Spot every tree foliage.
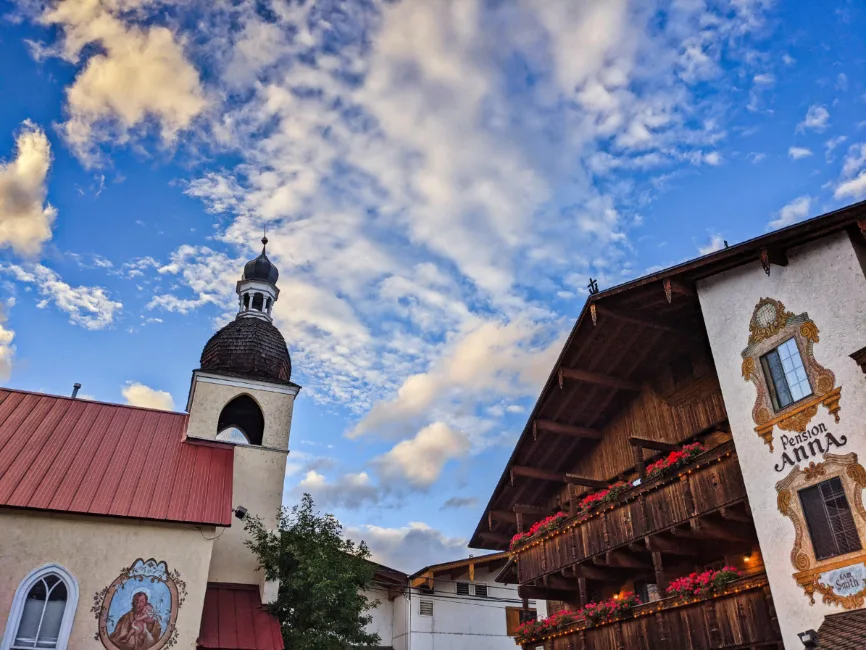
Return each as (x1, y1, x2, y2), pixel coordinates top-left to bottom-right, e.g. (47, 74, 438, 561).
(244, 493, 381, 650)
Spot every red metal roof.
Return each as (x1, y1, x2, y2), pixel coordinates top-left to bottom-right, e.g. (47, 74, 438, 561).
(0, 388, 234, 526)
(198, 583, 284, 650)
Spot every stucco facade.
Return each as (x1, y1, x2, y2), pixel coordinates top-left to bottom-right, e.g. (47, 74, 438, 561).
(0, 509, 215, 649)
(365, 564, 547, 650)
(207, 444, 287, 586)
(698, 231, 866, 648)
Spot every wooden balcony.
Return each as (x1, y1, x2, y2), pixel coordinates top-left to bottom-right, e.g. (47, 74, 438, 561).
(515, 442, 747, 584)
(518, 575, 781, 650)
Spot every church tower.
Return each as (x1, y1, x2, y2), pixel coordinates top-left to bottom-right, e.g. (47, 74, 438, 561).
(185, 236, 299, 593)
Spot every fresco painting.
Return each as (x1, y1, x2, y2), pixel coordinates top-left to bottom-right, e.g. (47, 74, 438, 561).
(93, 558, 186, 650)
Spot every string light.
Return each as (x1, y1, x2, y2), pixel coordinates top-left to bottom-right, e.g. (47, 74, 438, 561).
(517, 576, 768, 646)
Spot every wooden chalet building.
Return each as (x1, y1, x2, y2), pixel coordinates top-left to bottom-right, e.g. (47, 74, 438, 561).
(471, 200, 866, 650)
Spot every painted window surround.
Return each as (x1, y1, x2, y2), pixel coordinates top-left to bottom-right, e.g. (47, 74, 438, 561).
(1, 563, 79, 650)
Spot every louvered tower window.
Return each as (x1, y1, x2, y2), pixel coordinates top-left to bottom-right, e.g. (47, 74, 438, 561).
(799, 477, 861, 560)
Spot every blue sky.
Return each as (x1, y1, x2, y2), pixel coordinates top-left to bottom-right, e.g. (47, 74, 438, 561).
(0, 0, 864, 572)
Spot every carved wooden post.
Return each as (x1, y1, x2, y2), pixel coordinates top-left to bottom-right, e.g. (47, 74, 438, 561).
(578, 576, 588, 607)
(763, 585, 781, 637)
(652, 551, 668, 592)
(637, 495, 649, 536)
(633, 443, 646, 480)
(681, 474, 696, 516)
(516, 512, 524, 534)
(602, 511, 610, 546)
(704, 599, 722, 647)
(567, 483, 575, 516)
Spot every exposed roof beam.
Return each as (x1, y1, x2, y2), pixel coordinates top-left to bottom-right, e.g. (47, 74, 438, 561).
(490, 509, 517, 521)
(644, 536, 699, 556)
(511, 465, 607, 489)
(557, 367, 642, 392)
(533, 419, 602, 440)
(628, 436, 680, 452)
(518, 585, 577, 602)
(512, 503, 549, 515)
(593, 304, 683, 334)
(477, 532, 511, 545)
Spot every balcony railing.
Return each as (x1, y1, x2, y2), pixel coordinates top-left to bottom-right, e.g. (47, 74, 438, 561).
(519, 574, 781, 650)
(516, 442, 746, 584)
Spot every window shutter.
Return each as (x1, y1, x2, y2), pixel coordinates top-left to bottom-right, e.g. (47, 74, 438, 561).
(821, 478, 862, 556)
(456, 582, 470, 596)
(800, 483, 838, 559)
(505, 607, 521, 636)
(474, 583, 488, 598)
(419, 600, 434, 616)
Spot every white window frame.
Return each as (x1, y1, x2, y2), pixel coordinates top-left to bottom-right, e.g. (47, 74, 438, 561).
(472, 582, 489, 597)
(1, 563, 79, 650)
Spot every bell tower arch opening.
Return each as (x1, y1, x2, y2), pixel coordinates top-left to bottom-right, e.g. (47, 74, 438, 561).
(216, 394, 265, 446)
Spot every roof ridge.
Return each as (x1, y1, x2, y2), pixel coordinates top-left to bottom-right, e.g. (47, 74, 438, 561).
(0, 386, 189, 417)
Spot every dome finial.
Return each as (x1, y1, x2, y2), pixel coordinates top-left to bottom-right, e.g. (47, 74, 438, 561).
(262, 225, 268, 252)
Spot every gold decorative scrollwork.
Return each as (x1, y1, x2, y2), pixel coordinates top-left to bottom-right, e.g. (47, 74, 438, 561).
(813, 581, 866, 610)
(748, 298, 795, 345)
(803, 462, 826, 482)
(742, 357, 754, 380)
(742, 298, 841, 450)
(800, 321, 820, 343)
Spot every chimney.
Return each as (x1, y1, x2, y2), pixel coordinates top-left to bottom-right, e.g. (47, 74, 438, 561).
(71, 383, 81, 399)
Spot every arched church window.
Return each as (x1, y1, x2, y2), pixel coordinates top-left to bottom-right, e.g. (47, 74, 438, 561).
(216, 395, 264, 445)
(1, 564, 78, 650)
(243, 293, 250, 310)
(252, 293, 264, 311)
(266, 298, 272, 314)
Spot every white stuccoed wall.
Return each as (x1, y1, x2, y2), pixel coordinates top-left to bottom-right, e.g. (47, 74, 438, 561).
(697, 231, 866, 649)
(396, 565, 546, 650)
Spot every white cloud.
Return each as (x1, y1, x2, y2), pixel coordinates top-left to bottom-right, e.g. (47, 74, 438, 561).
(748, 152, 766, 164)
(797, 105, 830, 133)
(837, 73, 849, 91)
(0, 121, 56, 255)
(122, 381, 175, 410)
(699, 234, 725, 255)
(833, 143, 866, 201)
(704, 152, 722, 166)
(347, 521, 468, 573)
(350, 317, 563, 441)
(39, 0, 207, 164)
(841, 143, 866, 178)
(768, 196, 812, 230)
(788, 146, 813, 160)
(835, 173, 866, 201)
(825, 136, 847, 160)
(0, 302, 16, 381)
(295, 470, 382, 510)
(375, 422, 471, 488)
(3, 263, 122, 329)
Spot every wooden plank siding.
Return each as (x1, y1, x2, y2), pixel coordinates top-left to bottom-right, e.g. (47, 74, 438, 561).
(516, 443, 745, 584)
(523, 577, 781, 650)
(549, 384, 728, 511)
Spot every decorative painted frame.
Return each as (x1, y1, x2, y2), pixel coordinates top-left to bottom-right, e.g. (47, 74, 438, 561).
(741, 297, 841, 451)
(776, 452, 866, 609)
(92, 558, 187, 650)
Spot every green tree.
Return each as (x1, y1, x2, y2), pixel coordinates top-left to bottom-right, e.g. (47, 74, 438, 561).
(244, 493, 381, 650)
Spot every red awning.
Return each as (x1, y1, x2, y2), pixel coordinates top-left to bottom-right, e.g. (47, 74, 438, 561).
(198, 583, 284, 650)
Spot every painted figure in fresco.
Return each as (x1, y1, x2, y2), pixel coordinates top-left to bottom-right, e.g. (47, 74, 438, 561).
(108, 592, 162, 650)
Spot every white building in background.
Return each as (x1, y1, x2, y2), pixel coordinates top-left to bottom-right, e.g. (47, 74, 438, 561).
(366, 553, 547, 650)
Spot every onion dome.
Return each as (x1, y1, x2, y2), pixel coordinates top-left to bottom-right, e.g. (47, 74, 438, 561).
(200, 317, 292, 384)
(242, 236, 279, 284)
